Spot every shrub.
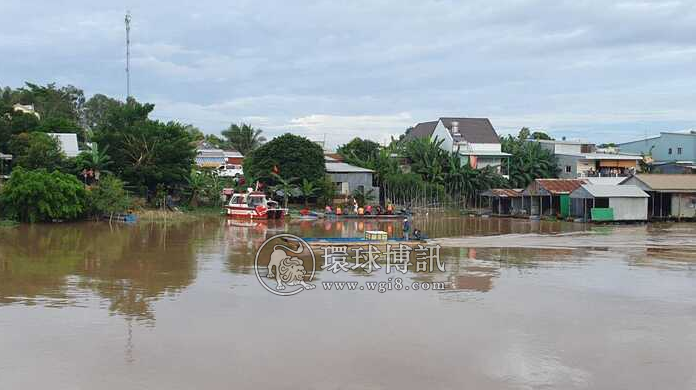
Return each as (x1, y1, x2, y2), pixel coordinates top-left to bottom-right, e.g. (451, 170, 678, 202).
(87, 175, 131, 218)
(0, 167, 86, 222)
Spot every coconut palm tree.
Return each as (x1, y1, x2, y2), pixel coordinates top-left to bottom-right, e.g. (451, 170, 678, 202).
(221, 123, 266, 155)
(185, 170, 210, 207)
(78, 143, 112, 181)
(299, 178, 319, 207)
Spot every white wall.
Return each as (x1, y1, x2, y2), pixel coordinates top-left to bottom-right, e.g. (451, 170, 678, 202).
(467, 143, 501, 152)
(609, 197, 648, 221)
(554, 143, 583, 155)
(431, 121, 454, 153)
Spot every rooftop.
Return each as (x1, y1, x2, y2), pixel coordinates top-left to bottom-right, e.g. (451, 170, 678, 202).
(481, 188, 523, 198)
(48, 133, 79, 157)
(571, 184, 649, 198)
(325, 162, 374, 173)
(525, 179, 587, 195)
(621, 174, 696, 191)
(585, 177, 625, 185)
(440, 117, 500, 144)
(557, 153, 642, 160)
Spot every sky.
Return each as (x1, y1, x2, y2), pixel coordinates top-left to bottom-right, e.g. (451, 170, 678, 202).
(1, 0, 696, 149)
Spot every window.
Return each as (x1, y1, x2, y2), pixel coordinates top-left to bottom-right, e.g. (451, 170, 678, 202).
(565, 166, 572, 173)
(668, 148, 673, 155)
(678, 147, 683, 155)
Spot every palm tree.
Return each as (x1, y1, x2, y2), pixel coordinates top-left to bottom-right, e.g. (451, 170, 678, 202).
(79, 143, 112, 181)
(352, 187, 375, 207)
(221, 123, 266, 155)
(269, 173, 298, 209)
(299, 178, 319, 207)
(185, 170, 210, 207)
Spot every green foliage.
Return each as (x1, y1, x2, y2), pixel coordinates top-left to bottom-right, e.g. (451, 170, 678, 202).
(17, 83, 85, 123)
(92, 99, 196, 194)
(0, 167, 86, 222)
(269, 173, 298, 209)
(87, 175, 131, 217)
(75, 143, 112, 179)
(244, 133, 325, 185)
(337, 137, 380, 165)
(299, 178, 319, 207)
(317, 176, 337, 207)
(221, 123, 266, 155)
(185, 170, 210, 207)
(82, 94, 122, 131)
(501, 128, 558, 188)
(352, 186, 375, 207)
(0, 107, 41, 154)
(9, 132, 65, 171)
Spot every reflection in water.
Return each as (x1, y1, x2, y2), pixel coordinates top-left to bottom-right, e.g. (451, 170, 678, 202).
(1, 215, 696, 389)
(0, 221, 217, 321)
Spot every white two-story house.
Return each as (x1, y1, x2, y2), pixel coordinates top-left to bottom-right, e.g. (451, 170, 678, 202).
(407, 117, 510, 176)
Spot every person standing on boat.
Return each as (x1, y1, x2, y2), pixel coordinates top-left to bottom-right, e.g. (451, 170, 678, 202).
(402, 217, 411, 240)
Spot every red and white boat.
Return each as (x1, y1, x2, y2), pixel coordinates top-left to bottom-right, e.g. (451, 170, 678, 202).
(224, 188, 286, 219)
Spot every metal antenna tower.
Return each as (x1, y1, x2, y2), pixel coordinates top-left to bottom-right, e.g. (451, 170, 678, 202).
(125, 11, 132, 99)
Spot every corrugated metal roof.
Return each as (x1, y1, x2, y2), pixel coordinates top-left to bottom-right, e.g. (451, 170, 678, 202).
(572, 184, 649, 198)
(557, 153, 641, 160)
(482, 188, 523, 197)
(48, 133, 79, 157)
(534, 179, 587, 195)
(622, 174, 696, 191)
(585, 177, 625, 185)
(325, 162, 374, 173)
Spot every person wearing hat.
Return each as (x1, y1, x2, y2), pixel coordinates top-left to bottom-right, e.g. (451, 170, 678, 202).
(402, 217, 411, 240)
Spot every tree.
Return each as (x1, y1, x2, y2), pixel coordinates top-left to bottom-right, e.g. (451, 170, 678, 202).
(530, 131, 553, 140)
(337, 138, 380, 165)
(76, 143, 112, 181)
(269, 173, 298, 209)
(244, 133, 325, 186)
(82, 94, 122, 131)
(183, 124, 205, 142)
(9, 132, 65, 171)
(0, 167, 86, 222)
(299, 178, 319, 207)
(502, 128, 558, 188)
(87, 175, 131, 220)
(0, 107, 41, 154)
(204, 134, 227, 149)
(18, 82, 85, 123)
(184, 170, 210, 207)
(352, 187, 375, 207)
(221, 123, 266, 155)
(92, 98, 196, 194)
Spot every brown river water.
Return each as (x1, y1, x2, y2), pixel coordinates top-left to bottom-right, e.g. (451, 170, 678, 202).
(1, 215, 695, 389)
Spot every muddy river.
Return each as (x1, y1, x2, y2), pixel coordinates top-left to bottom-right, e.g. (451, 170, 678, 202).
(1, 216, 695, 389)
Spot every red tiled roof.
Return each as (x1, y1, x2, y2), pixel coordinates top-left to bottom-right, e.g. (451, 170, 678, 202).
(535, 179, 587, 194)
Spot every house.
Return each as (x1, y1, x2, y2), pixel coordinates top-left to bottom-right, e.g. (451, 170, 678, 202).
(617, 131, 696, 167)
(48, 133, 80, 157)
(522, 179, 587, 217)
(555, 153, 641, 178)
(195, 148, 226, 168)
(224, 150, 244, 165)
(620, 174, 696, 219)
(480, 188, 524, 215)
(12, 103, 40, 119)
(407, 117, 511, 176)
(569, 184, 649, 221)
(325, 159, 379, 204)
(529, 139, 641, 178)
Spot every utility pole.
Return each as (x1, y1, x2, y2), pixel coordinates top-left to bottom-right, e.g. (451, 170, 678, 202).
(125, 11, 132, 99)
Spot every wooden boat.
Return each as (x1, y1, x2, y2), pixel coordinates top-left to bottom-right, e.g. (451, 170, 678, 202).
(327, 214, 408, 220)
(224, 188, 287, 219)
(299, 237, 426, 250)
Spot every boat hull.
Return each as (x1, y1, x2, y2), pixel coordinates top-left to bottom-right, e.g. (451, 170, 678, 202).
(224, 206, 286, 219)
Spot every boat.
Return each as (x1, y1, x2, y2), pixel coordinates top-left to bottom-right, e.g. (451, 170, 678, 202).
(297, 236, 427, 250)
(224, 188, 287, 219)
